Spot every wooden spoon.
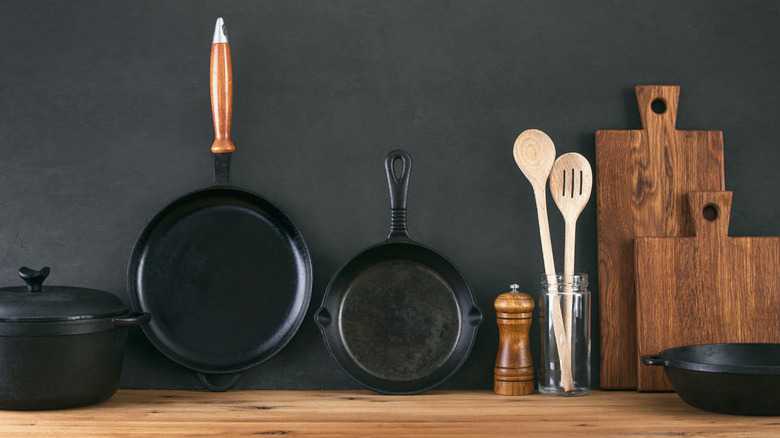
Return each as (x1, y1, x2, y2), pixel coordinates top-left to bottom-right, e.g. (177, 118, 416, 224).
(550, 152, 593, 359)
(513, 129, 573, 392)
(513, 130, 556, 275)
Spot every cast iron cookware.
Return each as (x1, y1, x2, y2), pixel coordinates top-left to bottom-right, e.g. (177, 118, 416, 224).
(0, 267, 150, 410)
(127, 19, 312, 392)
(316, 150, 482, 395)
(642, 343, 780, 415)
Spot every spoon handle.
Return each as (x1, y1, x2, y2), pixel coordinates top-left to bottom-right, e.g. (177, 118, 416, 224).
(534, 188, 574, 392)
(563, 219, 577, 347)
(533, 189, 556, 277)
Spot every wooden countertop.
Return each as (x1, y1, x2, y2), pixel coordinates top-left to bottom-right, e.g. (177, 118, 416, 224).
(0, 390, 777, 437)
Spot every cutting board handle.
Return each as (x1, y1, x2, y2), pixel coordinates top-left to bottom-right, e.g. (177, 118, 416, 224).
(688, 191, 732, 239)
(636, 85, 680, 131)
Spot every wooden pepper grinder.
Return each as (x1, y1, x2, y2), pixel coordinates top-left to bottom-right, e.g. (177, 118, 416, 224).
(494, 284, 535, 395)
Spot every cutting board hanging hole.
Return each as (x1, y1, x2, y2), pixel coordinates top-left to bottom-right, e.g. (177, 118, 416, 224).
(689, 192, 731, 237)
(651, 99, 667, 114)
(702, 204, 719, 221)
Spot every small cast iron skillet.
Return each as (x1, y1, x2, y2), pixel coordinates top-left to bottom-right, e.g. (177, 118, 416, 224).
(316, 150, 482, 395)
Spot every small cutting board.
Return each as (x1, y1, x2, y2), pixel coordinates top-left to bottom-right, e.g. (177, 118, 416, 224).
(596, 85, 725, 389)
(635, 191, 780, 391)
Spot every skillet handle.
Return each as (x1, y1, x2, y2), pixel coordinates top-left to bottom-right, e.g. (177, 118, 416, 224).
(385, 149, 412, 239)
(641, 355, 668, 367)
(197, 372, 241, 392)
(210, 18, 235, 154)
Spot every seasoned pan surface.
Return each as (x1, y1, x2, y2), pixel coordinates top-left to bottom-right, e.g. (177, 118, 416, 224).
(316, 150, 481, 394)
(129, 187, 311, 374)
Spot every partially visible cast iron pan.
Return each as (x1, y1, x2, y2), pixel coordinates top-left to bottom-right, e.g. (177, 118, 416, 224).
(128, 19, 312, 392)
(316, 150, 482, 395)
(642, 343, 780, 416)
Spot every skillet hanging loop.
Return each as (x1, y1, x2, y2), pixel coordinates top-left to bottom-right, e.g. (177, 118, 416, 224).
(385, 149, 412, 240)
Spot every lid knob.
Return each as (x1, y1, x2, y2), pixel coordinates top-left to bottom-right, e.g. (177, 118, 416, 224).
(18, 266, 50, 293)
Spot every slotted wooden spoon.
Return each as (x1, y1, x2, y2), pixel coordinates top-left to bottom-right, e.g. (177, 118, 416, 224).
(550, 153, 593, 351)
(513, 129, 573, 392)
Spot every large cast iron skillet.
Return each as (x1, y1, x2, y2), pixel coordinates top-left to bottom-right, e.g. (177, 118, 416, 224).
(316, 150, 482, 395)
(642, 343, 780, 415)
(128, 20, 311, 391)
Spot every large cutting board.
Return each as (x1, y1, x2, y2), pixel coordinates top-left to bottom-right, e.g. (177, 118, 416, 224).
(635, 191, 780, 391)
(595, 85, 725, 389)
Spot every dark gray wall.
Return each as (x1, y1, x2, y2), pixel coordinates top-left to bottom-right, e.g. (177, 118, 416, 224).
(0, 1, 777, 390)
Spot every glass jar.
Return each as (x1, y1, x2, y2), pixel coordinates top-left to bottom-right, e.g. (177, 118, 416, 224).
(538, 274, 590, 396)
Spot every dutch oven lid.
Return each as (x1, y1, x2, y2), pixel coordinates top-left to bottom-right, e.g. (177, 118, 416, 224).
(0, 267, 128, 321)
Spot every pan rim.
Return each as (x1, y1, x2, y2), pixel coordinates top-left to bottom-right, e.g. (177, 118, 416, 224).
(127, 185, 312, 376)
(658, 343, 780, 375)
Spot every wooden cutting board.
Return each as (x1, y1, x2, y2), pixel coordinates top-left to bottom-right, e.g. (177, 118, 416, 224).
(595, 85, 725, 389)
(635, 191, 780, 391)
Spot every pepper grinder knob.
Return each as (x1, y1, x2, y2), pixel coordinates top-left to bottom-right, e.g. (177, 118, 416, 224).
(494, 284, 535, 395)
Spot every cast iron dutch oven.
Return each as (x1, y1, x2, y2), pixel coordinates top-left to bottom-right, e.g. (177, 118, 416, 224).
(0, 267, 150, 410)
(316, 150, 482, 395)
(642, 343, 780, 416)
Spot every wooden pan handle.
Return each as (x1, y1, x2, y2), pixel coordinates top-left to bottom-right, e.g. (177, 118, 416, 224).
(211, 18, 235, 154)
(636, 85, 680, 131)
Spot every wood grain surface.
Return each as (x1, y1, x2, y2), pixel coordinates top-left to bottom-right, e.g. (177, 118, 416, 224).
(595, 85, 726, 389)
(0, 390, 778, 437)
(210, 39, 235, 154)
(635, 191, 780, 391)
